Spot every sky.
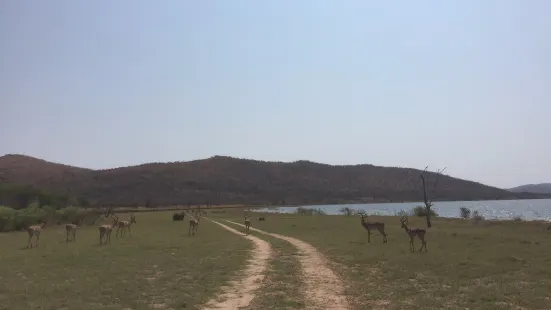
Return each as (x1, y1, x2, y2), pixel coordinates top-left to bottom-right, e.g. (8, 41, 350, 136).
(1, 1, 549, 189)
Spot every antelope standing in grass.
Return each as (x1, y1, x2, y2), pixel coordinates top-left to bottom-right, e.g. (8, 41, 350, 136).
(244, 212, 251, 234)
(188, 212, 199, 236)
(358, 212, 388, 244)
(116, 214, 136, 238)
(400, 215, 427, 252)
(65, 220, 79, 243)
(99, 216, 119, 245)
(195, 210, 203, 232)
(27, 220, 47, 248)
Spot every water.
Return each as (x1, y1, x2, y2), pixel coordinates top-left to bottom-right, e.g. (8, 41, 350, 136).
(252, 199, 551, 221)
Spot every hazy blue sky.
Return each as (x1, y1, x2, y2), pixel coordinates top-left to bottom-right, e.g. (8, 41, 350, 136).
(1, 1, 549, 188)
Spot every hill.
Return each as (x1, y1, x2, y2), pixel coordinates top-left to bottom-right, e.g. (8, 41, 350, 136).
(0, 154, 547, 208)
(508, 183, 551, 194)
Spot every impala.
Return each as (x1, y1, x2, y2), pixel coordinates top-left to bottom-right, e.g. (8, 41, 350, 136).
(358, 212, 387, 244)
(27, 220, 47, 248)
(400, 215, 427, 252)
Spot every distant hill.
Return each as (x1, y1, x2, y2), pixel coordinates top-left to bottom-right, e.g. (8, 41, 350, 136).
(0, 154, 548, 208)
(508, 183, 551, 194)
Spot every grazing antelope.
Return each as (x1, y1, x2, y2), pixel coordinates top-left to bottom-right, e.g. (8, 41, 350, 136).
(195, 210, 203, 232)
(244, 212, 251, 234)
(188, 213, 199, 236)
(65, 222, 78, 243)
(99, 216, 119, 245)
(116, 214, 136, 238)
(400, 215, 427, 252)
(27, 220, 47, 249)
(358, 212, 388, 244)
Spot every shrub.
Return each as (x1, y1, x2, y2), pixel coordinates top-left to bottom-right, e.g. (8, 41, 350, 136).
(0, 206, 17, 232)
(339, 207, 356, 216)
(412, 205, 438, 217)
(10, 204, 48, 231)
(312, 208, 326, 215)
(56, 206, 80, 224)
(395, 209, 408, 217)
(296, 207, 325, 216)
(0, 204, 102, 232)
(460, 207, 471, 219)
(512, 215, 523, 222)
(472, 210, 484, 224)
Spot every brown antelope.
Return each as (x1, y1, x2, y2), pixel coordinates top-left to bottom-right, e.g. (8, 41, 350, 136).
(188, 213, 199, 236)
(65, 221, 78, 243)
(358, 212, 387, 244)
(244, 212, 251, 234)
(66, 219, 83, 242)
(99, 216, 119, 245)
(27, 220, 47, 248)
(400, 215, 427, 252)
(116, 214, 136, 238)
(195, 210, 203, 232)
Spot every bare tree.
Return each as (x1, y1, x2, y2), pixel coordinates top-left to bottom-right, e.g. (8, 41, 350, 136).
(339, 207, 355, 216)
(409, 166, 446, 228)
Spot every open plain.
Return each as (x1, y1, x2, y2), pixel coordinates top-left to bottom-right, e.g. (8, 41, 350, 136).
(1, 208, 551, 309)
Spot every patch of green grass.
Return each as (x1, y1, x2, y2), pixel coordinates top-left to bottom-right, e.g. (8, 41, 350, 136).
(0, 211, 252, 310)
(225, 221, 306, 309)
(216, 211, 551, 310)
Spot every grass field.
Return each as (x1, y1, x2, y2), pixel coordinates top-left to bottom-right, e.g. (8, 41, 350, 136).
(0, 211, 251, 310)
(216, 210, 551, 310)
(2, 208, 551, 309)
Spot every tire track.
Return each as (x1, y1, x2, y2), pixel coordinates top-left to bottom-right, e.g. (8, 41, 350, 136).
(202, 219, 272, 310)
(225, 220, 350, 310)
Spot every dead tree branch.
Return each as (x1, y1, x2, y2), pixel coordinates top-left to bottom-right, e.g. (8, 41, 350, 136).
(414, 166, 446, 228)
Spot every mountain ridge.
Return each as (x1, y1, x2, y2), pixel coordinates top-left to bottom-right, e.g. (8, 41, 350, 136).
(0, 154, 548, 207)
(508, 183, 551, 194)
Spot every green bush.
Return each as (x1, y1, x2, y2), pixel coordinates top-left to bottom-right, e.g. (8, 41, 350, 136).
(295, 206, 326, 216)
(0, 204, 102, 232)
(0, 204, 47, 231)
(339, 207, 356, 216)
(460, 207, 471, 219)
(472, 210, 484, 224)
(411, 205, 438, 217)
(0, 206, 17, 232)
(395, 209, 408, 217)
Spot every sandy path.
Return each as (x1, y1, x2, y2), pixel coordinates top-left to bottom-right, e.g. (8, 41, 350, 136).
(202, 219, 272, 310)
(226, 220, 350, 310)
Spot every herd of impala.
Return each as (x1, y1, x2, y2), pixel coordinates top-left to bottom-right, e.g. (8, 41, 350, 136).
(25, 207, 206, 249)
(25, 211, 139, 248)
(25, 207, 428, 252)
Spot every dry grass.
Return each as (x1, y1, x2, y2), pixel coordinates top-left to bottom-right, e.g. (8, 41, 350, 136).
(215, 211, 551, 310)
(0, 211, 252, 309)
(5, 206, 551, 310)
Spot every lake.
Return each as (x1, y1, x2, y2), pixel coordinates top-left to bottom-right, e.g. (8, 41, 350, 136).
(252, 199, 551, 221)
